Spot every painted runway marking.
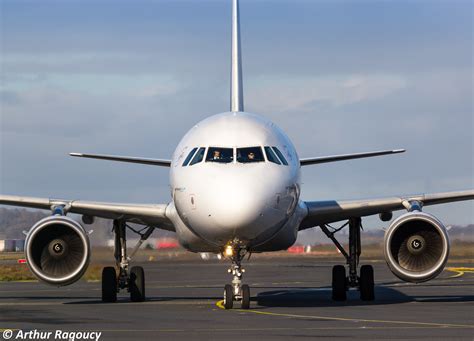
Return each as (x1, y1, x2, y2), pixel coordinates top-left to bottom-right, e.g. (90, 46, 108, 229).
(446, 267, 474, 278)
(0, 299, 216, 306)
(215, 300, 474, 329)
(80, 326, 473, 334)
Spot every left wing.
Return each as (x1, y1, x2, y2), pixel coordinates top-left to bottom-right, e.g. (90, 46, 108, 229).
(299, 190, 474, 230)
(300, 149, 405, 166)
(0, 195, 174, 231)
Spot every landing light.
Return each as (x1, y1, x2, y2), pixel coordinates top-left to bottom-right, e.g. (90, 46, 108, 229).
(224, 245, 234, 257)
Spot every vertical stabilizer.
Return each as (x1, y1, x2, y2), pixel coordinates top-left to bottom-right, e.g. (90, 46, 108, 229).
(231, 0, 244, 112)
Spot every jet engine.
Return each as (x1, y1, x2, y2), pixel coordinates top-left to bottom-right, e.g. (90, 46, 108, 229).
(25, 216, 91, 286)
(384, 212, 449, 283)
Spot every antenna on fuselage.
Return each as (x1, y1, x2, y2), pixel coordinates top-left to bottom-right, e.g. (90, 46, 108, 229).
(230, 0, 244, 113)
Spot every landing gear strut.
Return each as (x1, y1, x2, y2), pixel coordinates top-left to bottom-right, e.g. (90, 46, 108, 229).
(223, 243, 250, 309)
(101, 219, 153, 302)
(320, 217, 375, 301)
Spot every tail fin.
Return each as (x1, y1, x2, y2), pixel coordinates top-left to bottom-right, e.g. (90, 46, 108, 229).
(230, 0, 244, 112)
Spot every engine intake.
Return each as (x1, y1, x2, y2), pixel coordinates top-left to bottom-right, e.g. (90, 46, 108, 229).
(384, 212, 449, 283)
(25, 216, 91, 286)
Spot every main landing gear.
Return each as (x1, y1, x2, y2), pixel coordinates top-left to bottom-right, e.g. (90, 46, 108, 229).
(102, 219, 154, 303)
(222, 243, 251, 310)
(321, 217, 375, 301)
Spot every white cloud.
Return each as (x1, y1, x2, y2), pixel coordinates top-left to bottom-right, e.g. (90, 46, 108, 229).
(246, 74, 407, 113)
(1, 73, 184, 97)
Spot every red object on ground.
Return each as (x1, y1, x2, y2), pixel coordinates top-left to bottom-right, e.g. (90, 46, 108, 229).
(155, 238, 179, 249)
(287, 246, 305, 254)
(17, 259, 27, 264)
(157, 242, 179, 249)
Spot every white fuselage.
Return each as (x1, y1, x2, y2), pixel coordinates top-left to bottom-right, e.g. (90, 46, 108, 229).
(166, 111, 307, 253)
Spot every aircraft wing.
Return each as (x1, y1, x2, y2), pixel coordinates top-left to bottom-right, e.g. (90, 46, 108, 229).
(0, 195, 174, 231)
(299, 190, 474, 230)
(300, 149, 405, 166)
(69, 153, 172, 167)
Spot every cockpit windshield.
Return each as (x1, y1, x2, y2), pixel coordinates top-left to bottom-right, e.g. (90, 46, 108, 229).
(264, 146, 281, 165)
(182, 147, 198, 166)
(272, 147, 289, 165)
(183, 145, 288, 166)
(189, 147, 206, 166)
(237, 147, 265, 163)
(206, 147, 234, 163)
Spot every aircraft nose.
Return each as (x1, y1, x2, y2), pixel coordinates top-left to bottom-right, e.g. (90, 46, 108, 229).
(178, 168, 292, 245)
(208, 179, 269, 238)
(212, 184, 261, 224)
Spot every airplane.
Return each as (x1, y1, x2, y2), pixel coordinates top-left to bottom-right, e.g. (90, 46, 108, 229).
(1, 0, 473, 310)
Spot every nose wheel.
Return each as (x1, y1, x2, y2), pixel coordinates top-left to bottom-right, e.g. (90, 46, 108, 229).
(223, 283, 251, 309)
(222, 244, 251, 309)
(241, 284, 251, 309)
(223, 284, 233, 309)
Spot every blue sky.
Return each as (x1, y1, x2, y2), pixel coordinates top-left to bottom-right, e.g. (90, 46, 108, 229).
(1, 0, 472, 228)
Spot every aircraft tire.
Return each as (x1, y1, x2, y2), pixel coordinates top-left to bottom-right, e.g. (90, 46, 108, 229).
(332, 265, 347, 301)
(359, 265, 375, 301)
(241, 284, 250, 309)
(224, 284, 234, 309)
(130, 266, 146, 302)
(102, 267, 117, 303)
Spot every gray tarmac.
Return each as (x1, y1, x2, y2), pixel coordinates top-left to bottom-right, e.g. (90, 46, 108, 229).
(0, 256, 473, 340)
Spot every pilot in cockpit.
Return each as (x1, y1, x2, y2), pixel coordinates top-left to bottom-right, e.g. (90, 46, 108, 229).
(247, 152, 255, 161)
(212, 150, 221, 161)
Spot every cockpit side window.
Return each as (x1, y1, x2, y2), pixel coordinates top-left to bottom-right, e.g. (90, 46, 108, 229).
(189, 147, 206, 166)
(182, 147, 198, 166)
(272, 147, 289, 165)
(264, 146, 281, 165)
(206, 147, 234, 163)
(237, 147, 265, 163)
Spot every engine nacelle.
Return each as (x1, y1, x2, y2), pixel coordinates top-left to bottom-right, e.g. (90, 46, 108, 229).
(384, 212, 449, 283)
(25, 216, 91, 286)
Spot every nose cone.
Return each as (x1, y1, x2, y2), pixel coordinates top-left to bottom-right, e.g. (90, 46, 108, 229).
(210, 181, 265, 233)
(199, 171, 289, 243)
(175, 166, 295, 247)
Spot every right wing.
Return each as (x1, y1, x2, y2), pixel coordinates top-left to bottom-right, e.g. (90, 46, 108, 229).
(299, 190, 474, 230)
(69, 153, 171, 167)
(0, 195, 175, 231)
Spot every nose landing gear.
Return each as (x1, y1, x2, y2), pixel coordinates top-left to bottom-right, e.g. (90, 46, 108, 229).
(222, 243, 251, 309)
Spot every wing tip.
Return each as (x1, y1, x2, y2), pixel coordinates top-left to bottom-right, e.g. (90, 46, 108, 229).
(69, 153, 83, 157)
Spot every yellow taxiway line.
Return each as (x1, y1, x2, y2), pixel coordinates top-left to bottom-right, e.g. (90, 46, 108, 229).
(445, 267, 474, 278)
(215, 301, 473, 329)
(81, 325, 473, 333)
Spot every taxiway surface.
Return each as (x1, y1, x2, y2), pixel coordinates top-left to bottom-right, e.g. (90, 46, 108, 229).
(1, 257, 473, 340)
